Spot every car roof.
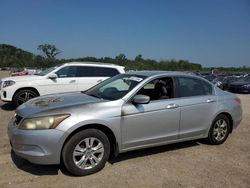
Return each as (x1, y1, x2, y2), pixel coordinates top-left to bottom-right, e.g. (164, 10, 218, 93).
(64, 62, 124, 68)
(126, 71, 193, 77)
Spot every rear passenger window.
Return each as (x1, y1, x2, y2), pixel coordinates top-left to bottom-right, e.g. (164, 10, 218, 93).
(76, 66, 119, 77)
(177, 77, 212, 97)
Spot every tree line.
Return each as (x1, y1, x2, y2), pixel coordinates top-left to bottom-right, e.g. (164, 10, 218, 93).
(0, 44, 249, 73)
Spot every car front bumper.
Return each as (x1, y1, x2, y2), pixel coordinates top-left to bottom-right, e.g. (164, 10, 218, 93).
(8, 119, 67, 165)
(1, 88, 14, 102)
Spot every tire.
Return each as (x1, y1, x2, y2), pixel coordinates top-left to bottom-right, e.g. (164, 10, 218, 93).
(13, 89, 38, 107)
(206, 114, 230, 145)
(62, 129, 110, 176)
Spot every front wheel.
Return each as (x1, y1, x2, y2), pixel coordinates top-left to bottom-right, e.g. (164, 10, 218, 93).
(62, 129, 110, 176)
(13, 89, 38, 106)
(206, 114, 230, 145)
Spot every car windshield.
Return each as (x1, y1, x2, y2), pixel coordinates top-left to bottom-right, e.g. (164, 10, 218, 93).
(227, 76, 239, 82)
(213, 77, 224, 82)
(85, 74, 146, 100)
(243, 77, 250, 82)
(37, 66, 58, 76)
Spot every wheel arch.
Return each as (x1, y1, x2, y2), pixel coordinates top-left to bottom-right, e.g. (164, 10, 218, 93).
(61, 124, 119, 160)
(12, 87, 40, 101)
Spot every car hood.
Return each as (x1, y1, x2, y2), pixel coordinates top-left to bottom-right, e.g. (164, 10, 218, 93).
(1, 75, 42, 82)
(17, 92, 103, 118)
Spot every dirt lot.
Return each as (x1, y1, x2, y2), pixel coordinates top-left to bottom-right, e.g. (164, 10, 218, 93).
(0, 71, 249, 188)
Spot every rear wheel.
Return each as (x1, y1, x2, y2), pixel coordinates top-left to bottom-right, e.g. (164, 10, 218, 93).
(13, 89, 38, 106)
(62, 129, 110, 176)
(207, 114, 230, 145)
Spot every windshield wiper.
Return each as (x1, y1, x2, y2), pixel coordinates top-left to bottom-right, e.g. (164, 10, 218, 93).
(86, 93, 102, 99)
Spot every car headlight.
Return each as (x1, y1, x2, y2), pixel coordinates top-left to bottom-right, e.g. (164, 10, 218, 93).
(19, 114, 70, 130)
(3, 80, 16, 88)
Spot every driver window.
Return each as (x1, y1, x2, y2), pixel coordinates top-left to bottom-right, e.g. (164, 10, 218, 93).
(137, 77, 173, 101)
(56, 66, 76, 78)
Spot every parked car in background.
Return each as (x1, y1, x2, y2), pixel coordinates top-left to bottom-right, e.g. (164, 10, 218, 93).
(24, 68, 39, 75)
(213, 76, 240, 90)
(10, 68, 28, 77)
(8, 71, 242, 176)
(201, 74, 216, 82)
(0, 62, 125, 106)
(229, 76, 250, 94)
(212, 76, 225, 89)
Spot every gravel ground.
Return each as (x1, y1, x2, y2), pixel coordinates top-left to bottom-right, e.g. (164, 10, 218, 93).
(0, 71, 249, 188)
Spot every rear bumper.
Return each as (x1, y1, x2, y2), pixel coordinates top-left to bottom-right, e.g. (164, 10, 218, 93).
(232, 105, 243, 130)
(233, 119, 242, 130)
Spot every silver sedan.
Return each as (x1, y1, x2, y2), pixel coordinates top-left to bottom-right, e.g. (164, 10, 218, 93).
(8, 71, 242, 176)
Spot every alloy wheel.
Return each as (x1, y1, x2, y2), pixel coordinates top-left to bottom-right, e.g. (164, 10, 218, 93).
(213, 119, 228, 141)
(16, 91, 36, 106)
(73, 137, 104, 170)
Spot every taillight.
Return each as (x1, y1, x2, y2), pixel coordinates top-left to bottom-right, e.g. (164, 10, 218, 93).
(234, 97, 241, 105)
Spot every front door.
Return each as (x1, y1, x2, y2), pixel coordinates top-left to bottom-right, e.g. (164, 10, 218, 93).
(43, 66, 78, 94)
(121, 77, 180, 150)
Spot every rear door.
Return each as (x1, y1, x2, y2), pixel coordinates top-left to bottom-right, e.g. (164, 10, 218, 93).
(76, 66, 120, 91)
(176, 76, 217, 139)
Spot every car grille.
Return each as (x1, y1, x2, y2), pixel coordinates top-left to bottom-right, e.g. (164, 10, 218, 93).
(14, 115, 23, 125)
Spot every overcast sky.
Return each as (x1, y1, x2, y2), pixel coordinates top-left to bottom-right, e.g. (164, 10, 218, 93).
(0, 0, 249, 67)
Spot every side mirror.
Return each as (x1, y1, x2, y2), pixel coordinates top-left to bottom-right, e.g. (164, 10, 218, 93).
(48, 73, 58, 79)
(133, 94, 150, 104)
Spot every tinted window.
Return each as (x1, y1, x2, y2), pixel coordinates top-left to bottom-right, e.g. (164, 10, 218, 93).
(76, 66, 119, 77)
(56, 66, 77, 78)
(177, 77, 212, 97)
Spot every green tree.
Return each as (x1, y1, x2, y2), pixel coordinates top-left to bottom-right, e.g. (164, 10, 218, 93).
(37, 44, 61, 59)
(37, 44, 61, 67)
(115, 53, 127, 64)
(134, 54, 143, 62)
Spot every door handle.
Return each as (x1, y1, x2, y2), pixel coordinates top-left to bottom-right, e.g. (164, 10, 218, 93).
(166, 103, 179, 109)
(206, 98, 215, 103)
(69, 80, 76, 83)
